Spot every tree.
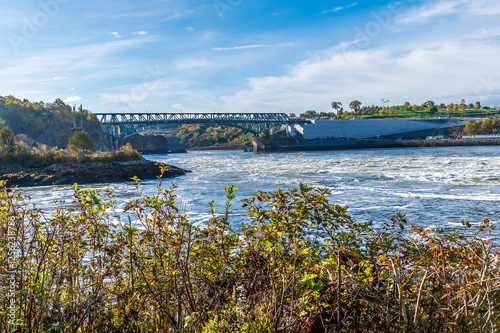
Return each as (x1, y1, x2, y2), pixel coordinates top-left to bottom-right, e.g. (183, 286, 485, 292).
(464, 120, 480, 137)
(68, 130, 95, 152)
(304, 110, 317, 118)
(0, 127, 17, 154)
(349, 100, 362, 113)
(422, 100, 435, 108)
(429, 106, 438, 113)
(459, 100, 467, 113)
(474, 101, 481, 109)
(331, 101, 342, 114)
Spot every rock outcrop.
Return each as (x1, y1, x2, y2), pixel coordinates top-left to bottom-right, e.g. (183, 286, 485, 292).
(118, 134, 169, 155)
(0, 159, 190, 188)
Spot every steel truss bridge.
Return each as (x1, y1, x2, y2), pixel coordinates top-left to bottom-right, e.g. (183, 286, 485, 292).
(94, 112, 308, 139)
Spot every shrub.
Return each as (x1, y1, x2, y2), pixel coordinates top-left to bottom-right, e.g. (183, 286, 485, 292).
(0, 181, 498, 332)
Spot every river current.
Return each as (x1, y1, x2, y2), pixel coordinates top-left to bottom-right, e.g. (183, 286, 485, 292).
(19, 146, 500, 241)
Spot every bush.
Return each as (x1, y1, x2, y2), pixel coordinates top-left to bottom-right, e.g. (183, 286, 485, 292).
(0, 182, 498, 332)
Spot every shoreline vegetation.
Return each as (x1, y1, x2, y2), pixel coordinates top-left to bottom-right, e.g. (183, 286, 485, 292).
(0, 182, 498, 332)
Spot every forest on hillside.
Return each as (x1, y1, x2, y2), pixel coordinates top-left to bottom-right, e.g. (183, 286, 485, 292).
(0, 96, 103, 149)
(175, 124, 254, 147)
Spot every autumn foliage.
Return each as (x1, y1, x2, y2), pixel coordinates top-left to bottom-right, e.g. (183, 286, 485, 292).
(0, 180, 499, 332)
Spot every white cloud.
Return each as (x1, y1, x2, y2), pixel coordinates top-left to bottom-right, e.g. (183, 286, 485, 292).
(111, 32, 122, 38)
(64, 96, 81, 103)
(216, 41, 500, 112)
(133, 31, 148, 35)
(321, 2, 358, 14)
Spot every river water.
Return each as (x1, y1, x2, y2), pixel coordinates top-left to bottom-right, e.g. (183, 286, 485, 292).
(19, 146, 500, 241)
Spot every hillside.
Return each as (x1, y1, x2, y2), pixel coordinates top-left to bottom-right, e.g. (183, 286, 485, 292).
(0, 95, 103, 148)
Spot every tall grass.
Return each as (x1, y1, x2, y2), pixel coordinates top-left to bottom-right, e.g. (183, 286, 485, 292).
(0, 177, 499, 332)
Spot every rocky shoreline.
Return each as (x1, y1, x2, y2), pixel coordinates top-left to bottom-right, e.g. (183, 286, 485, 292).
(0, 159, 190, 188)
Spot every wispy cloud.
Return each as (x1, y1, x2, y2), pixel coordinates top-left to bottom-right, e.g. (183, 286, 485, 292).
(212, 44, 269, 51)
(111, 32, 122, 38)
(173, 58, 212, 70)
(161, 10, 195, 22)
(397, 0, 500, 24)
(211, 43, 294, 52)
(0, 38, 154, 80)
(133, 31, 148, 35)
(332, 39, 365, 50)
(321, 2, 358, 14)
(276, 42, 295, 47)
(397, 0, 464, 24)
(38, 76, 68, 82)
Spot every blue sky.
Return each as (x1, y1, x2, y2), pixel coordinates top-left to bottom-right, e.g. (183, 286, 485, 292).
(1, 0, 499, 114)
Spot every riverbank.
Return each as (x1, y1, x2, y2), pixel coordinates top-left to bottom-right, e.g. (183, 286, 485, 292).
(0, 158, 190, 187)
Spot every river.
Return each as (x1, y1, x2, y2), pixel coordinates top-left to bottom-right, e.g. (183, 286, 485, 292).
(19, 146, 500, 241)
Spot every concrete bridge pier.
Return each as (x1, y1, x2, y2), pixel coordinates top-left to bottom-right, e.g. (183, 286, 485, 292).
(253, 134, 262, 153)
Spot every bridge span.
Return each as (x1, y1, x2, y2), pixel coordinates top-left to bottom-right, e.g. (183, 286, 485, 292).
(94, 112, 309, 152)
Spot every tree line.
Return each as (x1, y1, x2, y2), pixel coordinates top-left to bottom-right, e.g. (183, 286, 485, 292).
(296, 99, 497, 119)
(174, 124, 254, 147)
(463, 117, 500, 136)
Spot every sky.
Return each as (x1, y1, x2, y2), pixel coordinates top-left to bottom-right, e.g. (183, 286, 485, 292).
(0, 0, 499, 114)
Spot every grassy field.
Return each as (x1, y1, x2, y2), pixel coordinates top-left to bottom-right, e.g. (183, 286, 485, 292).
(353, 108, 499, 120)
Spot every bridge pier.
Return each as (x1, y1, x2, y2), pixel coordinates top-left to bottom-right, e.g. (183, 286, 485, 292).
(253, 134, 262, 153)
(112, 137, 119, 151)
